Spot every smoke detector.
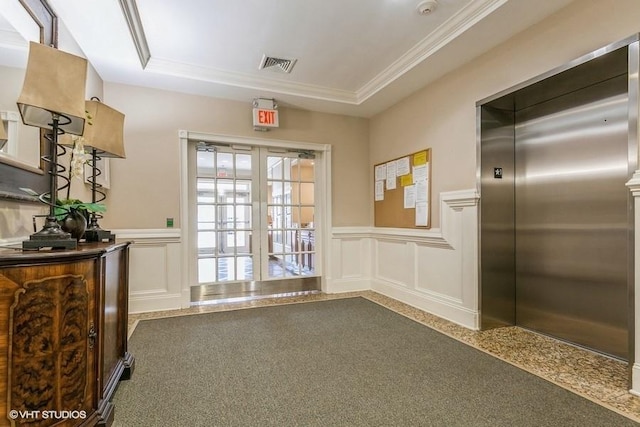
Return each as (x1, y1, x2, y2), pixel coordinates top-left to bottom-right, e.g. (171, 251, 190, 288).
(417, 0, 438, 15)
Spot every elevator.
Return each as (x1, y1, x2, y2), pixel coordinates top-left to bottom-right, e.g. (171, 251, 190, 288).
(478, 35, 640, 360)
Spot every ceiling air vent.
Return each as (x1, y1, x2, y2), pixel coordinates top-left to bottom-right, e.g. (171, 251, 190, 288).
(259, 54, 297, 74)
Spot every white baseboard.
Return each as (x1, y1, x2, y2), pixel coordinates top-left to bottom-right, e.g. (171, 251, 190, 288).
(129, 293, 183, 314)
(325, 277, 371, 293)
(372, 279, 478, 329)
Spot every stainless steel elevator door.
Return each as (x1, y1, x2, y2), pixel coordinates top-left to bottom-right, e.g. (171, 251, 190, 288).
(515, 76, 630, 359)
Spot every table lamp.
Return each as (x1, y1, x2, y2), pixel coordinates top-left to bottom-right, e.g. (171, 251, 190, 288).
(81, 98, 126, 242)
(17, 42, 87, 250)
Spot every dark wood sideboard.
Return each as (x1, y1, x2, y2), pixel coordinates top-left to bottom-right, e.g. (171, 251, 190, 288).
(0, 242, 134, 427)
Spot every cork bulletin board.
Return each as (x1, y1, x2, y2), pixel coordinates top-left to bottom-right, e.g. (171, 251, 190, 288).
(374, 148, 431, 229)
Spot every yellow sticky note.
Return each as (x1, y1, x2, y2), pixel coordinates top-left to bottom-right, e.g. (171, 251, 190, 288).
(414, 151, 428, 166)
(401, 174, 413, 186)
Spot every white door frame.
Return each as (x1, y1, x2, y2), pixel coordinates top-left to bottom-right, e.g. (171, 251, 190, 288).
(178, 130, 332, 308)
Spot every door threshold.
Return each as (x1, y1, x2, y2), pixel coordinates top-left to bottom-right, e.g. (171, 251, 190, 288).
(190, 277, 321, 305)
(190, 289, 321, 307)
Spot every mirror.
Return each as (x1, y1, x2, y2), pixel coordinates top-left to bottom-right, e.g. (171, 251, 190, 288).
(0, 0, 56, 201)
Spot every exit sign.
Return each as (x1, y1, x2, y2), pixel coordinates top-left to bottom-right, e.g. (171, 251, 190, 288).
(253, 108, 279, 128)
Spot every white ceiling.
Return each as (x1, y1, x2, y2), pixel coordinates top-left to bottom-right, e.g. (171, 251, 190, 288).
(2, 0, 575, 117)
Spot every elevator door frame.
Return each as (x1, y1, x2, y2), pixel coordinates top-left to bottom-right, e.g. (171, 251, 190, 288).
(477, 34, 640, 363)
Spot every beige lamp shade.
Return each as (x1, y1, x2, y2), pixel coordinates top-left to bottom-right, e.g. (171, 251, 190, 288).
(82, 100, 126, 158)
(17, 42, 87, 136)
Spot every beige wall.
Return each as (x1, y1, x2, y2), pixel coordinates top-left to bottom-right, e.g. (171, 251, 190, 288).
(101, 83, 370, 230)
(370, 0, 640, 228)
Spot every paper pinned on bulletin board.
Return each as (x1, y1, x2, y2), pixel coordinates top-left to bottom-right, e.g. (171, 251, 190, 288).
(396, 157, 410, 176)
(375, 164, 387, 181)
(415, 202, 429, 226)
(375, 180, 384, 201)
(413, 150, 428, 166)
(386, 160, 397, 190)
(404, 185, 415, 208)
(373, 148, 431, 229)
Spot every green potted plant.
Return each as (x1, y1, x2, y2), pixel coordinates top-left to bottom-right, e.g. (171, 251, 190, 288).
(55, 198, 106, 240)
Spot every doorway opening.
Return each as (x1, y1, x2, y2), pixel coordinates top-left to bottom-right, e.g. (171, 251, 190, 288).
(187, 139, 325, 304)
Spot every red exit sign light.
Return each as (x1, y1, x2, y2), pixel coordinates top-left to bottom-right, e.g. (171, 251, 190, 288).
(253, 108, 279, 128)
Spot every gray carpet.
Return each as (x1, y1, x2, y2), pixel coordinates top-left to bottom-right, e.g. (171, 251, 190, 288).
(113, 297, 639, 426)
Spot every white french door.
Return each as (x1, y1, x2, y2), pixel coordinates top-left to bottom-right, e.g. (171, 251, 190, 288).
(193, 143, 319, 298)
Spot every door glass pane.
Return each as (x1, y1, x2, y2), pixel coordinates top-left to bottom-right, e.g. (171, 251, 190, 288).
(197, 205, 216, 228)
(291, 206, 301, 228)
(216, 179, 233, 200)
(237, 256, 253, 280)
(300, 183, 314, 203)
(236, 154, 252, 178)
(285, 254, 298, 274)
(299, 159, 314, 181)
(271, 230, 282, 254)
(198, 231, 216, 250)
(198, 258, 216, 283)
(236, 180, 251, 203)
(285, 229, 296, 251)
(270, 180, 282, 200)
(217, 205, 233, 229)
(269, 157, 282, 179)
(300, 207, 314, 227)
(236, 231, 251, 255)
(197, 179, 215, 203)
(217, 152, 233, 177)
(218, 257, 235, 281)
(284, 157, 292, 180)
(269, 205, 283, 229)
(235, 205, 251, 229)
(217, 231, 229, 254)
(197, 150, 215, 177)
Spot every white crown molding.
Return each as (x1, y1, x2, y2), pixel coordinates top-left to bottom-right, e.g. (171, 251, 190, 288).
(356, 0, 508, 103)
(139, 0, 507, 107)
(146, 57, 358, 104)
(119, 0, 151, 69)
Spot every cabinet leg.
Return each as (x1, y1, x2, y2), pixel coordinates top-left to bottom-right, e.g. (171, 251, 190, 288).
(96, 399, 115, 426)
(120, 351, 136, 381)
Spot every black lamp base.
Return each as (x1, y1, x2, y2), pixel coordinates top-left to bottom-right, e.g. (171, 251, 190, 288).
(84, 228, 114, 243)
(23, 217, 78, 250)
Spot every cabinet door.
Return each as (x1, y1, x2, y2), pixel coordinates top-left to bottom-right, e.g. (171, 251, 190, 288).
(1, 261, 97, 427)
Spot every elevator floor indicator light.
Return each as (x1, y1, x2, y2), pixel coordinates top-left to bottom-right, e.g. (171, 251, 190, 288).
(494, 167, 503, 179)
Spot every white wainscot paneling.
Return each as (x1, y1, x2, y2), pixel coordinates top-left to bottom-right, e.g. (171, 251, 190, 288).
(115, 229, 182, 313)
(370, 189, 479, 329)
(415, 244, 461, 301)
(326, 229, 371, 293)
(341, 239, 367, 278)
(376, 239, 411, 287)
